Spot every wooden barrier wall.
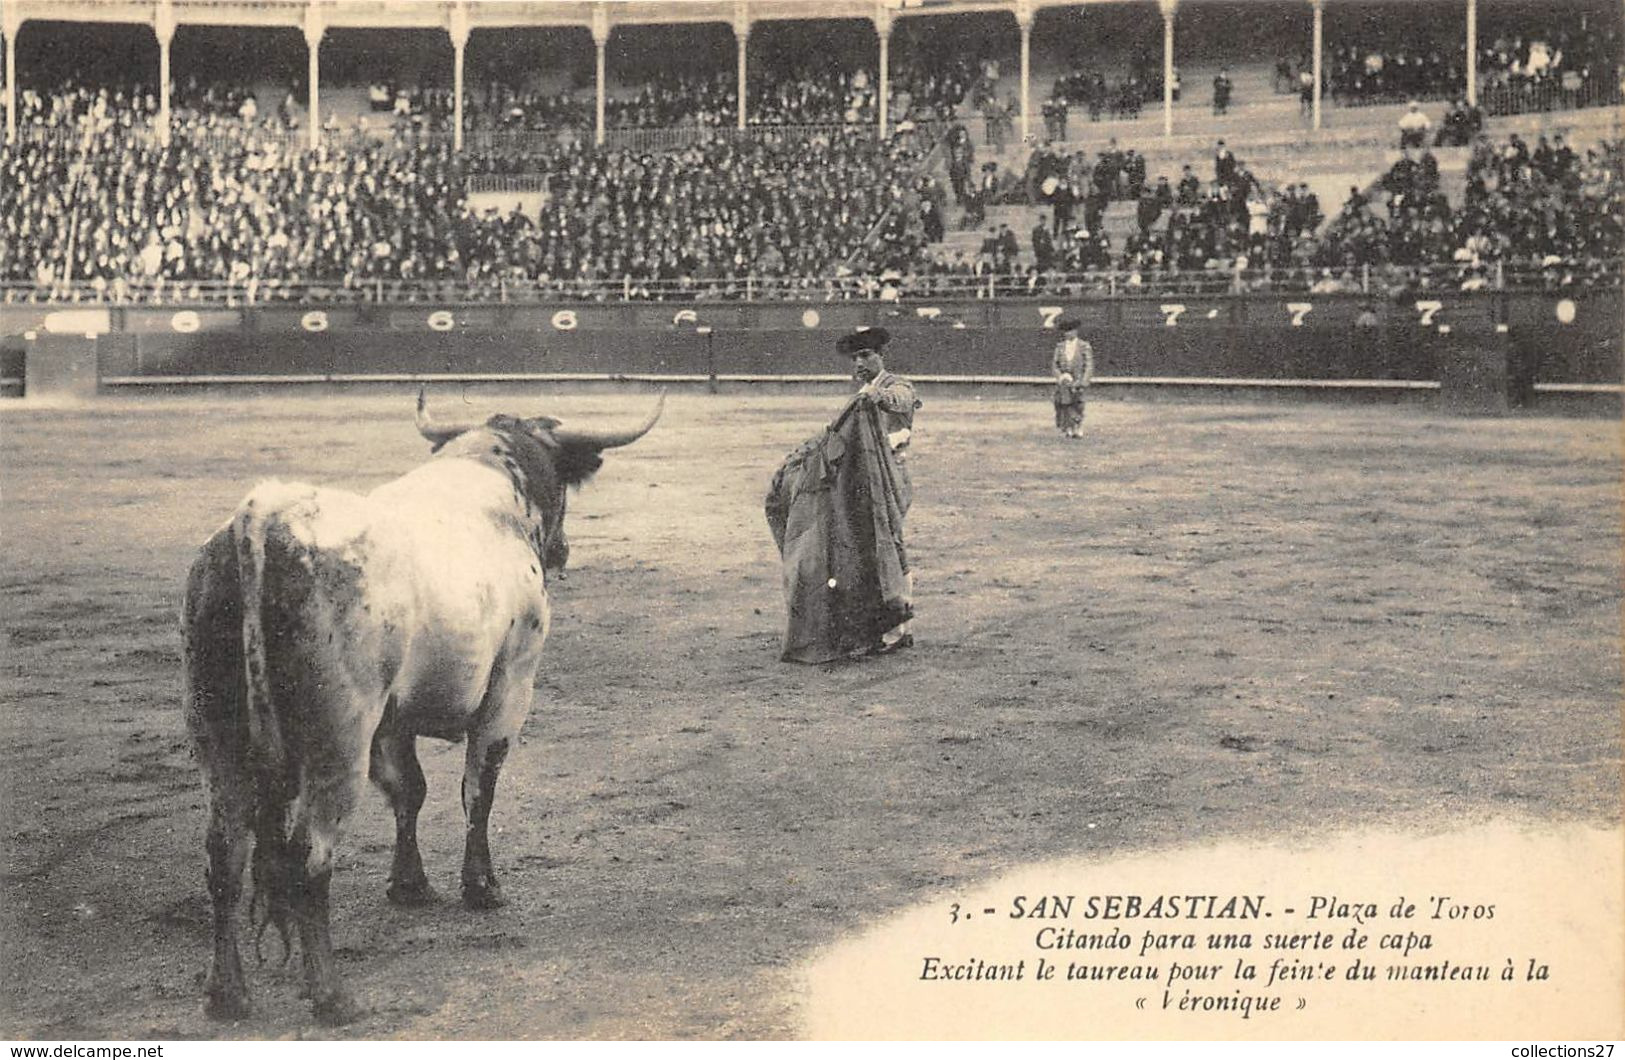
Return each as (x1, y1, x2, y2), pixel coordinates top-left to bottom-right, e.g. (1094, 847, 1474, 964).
(2, 290, 1619, 390)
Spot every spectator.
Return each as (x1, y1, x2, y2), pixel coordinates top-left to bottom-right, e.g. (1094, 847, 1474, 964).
(1050, 177, 1075, 237)
(1041, 94, 1068, 141)
(1136, 186, 1162, 235)
(1214, 140, 1236, 186)
(1397, 101, 1432, 148)
(983, 96, 1011, 150)
(1212, 67, 1233, 115)
(1434, 97, 1484, 146)
(1177, 164, 1202, 206)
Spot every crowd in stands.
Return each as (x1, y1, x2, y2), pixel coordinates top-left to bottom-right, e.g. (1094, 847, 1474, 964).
(1318, 149, 1451, 276)
(1317, 134, 1624, 292)
(1019, 139, 1153, 218)
(607, 71, 739, 128)
(6, 75, 255, 133)
(1477, 23, 1624, 116)
(3, 96, 466, 300)
(375, 52, 978, 136)
(1325, 41, 1462, 105)
(2, 54, 1621, 304)
(920, 137, 1331, 296)
(1, 80, 936, 302)
(1047, 50, 1171, 127)
(870, 116, 1620, 298)
(1431, 98, 1486, 148)
(461, 85, 594, 133)
(1320, 8, 1621, 112)
(462, 129, 933, 296)
(1052, 69, 1151, 123)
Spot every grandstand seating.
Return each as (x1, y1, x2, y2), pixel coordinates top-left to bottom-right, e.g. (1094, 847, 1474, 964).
(2, 6, 1620, 306)
(915, 97, 1620, 279)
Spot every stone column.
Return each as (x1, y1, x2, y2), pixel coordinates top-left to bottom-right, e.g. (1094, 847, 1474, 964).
(1465, 0, 1477, 105)
(1312, 0, 1323, 130)
(592, 4, 608, 146)
(6, 5, 23, 144)
(1018, 3, 1033, 142)
(1161, 0, 1177, 138)
(304, 2, 324, 149)
(733, 4, 750, 131)
(449, 3, 469, 152)
(875, 8, 892, 137)
(155, 1, 175, 144)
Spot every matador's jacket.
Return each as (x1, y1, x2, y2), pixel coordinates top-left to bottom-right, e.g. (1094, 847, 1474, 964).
(865, 369, 921, 457)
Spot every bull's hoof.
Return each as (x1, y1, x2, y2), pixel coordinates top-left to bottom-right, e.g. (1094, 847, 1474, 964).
(461, 878, 506, 911)
(386, 877, 440, 907)
(311, 990, 363, 1027)
(204, 989, 251, 1022)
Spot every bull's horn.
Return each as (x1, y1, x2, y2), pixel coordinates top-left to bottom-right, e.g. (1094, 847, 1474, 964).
(553, 391, 666, 450)
(415, 386, 485, 445)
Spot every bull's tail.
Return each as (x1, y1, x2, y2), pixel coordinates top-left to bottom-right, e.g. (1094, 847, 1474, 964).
(232, 495, 298, 965)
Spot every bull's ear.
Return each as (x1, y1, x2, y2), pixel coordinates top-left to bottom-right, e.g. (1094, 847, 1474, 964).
(553, 442, 605, 488)
(525, 416, 564, 447)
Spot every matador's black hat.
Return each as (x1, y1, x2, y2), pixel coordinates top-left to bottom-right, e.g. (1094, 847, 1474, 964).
(837, 327, 890, 356)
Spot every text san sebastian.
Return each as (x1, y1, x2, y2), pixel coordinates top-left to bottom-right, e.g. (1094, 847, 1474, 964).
(1009, 895, 1267, 920)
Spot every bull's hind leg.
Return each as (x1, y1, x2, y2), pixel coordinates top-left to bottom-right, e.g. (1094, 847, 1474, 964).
(459, 732, 512, 910)
(288, 769, 367, 1026)
(251, 521, 383, 1025)
(460, 657, 540, 910)
(182, 529, 254, 1021)
(369, 709, 435, 906)
(201, 769, 254, 1019)
(273, 692, 373, 1024)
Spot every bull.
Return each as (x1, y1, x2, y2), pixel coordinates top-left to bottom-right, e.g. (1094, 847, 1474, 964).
(182, 389, 662, 1024)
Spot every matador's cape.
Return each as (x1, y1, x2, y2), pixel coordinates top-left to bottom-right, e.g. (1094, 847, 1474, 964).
(765, 396, 913, 664)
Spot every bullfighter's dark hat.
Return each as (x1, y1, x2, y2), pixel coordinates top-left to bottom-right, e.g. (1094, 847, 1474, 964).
(838, 327, 890, 355)
(1056, 315, 1081, 332)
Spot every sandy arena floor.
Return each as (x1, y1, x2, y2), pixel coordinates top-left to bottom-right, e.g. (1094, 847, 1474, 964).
(1, 388, 1620, 1039)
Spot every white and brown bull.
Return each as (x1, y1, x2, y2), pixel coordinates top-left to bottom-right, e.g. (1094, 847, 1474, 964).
(182, 389, 662, 1024)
